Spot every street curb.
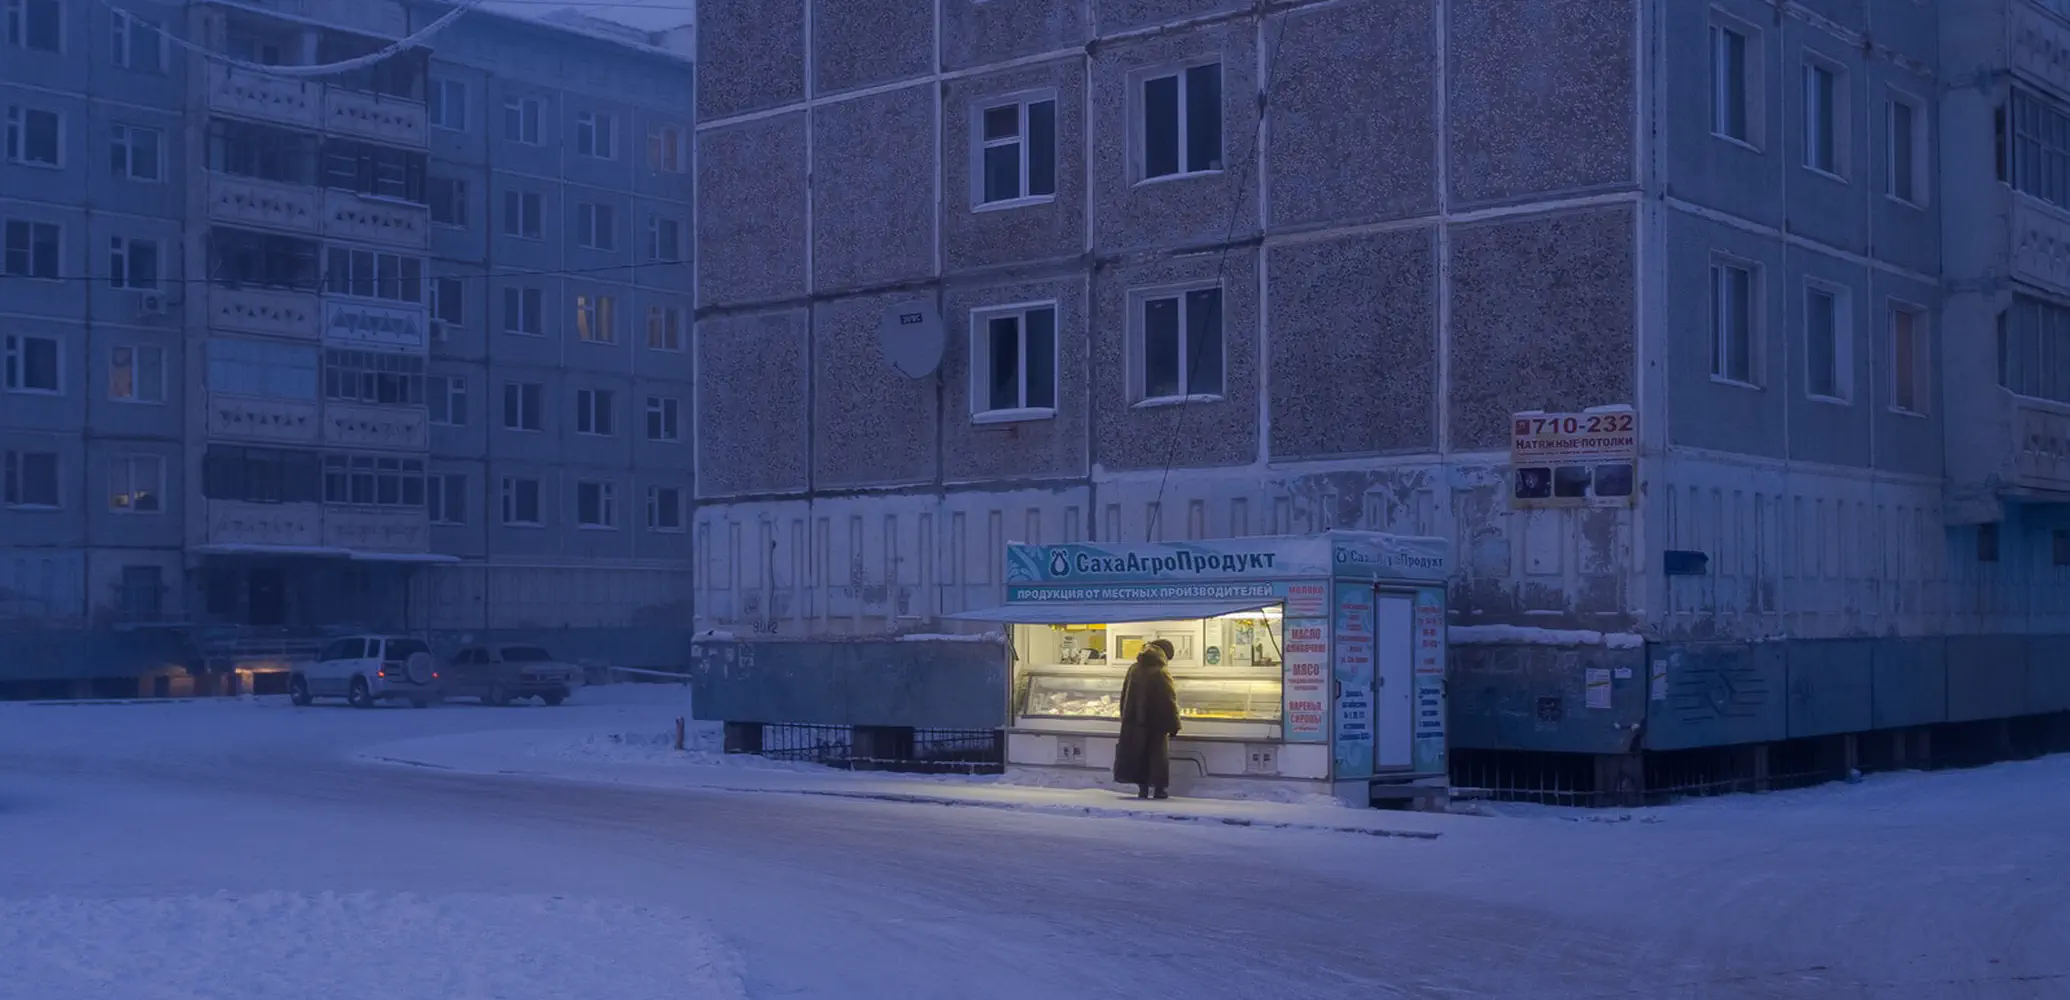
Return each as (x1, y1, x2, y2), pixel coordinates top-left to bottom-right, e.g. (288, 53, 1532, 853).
(362, 754, 1445, 841)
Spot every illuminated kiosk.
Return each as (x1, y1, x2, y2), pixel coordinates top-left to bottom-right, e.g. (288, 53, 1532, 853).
(947, 532, 1451, 803)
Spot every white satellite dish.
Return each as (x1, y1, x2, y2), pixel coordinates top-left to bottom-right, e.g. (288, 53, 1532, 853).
(877, 298, 944, 379)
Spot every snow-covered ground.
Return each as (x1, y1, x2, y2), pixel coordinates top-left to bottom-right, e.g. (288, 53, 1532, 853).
(3, 687, 2067, 998)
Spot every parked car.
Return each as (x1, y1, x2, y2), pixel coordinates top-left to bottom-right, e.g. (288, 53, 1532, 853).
(445, 645, 579, 706)
(293, 635, 443, 709)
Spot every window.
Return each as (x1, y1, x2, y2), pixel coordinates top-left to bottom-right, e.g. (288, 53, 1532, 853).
(210, 227, 320, 290)
(200, 446, 322, 503)
(108, 237, 159, 290)
(1887, 95, 1924, 205)
(576, 202, 615, 250)
(1804, 284, 1848, 402)
(3, 450, 58, 508)
(1803, 60, 1842, 176)
(1710, 23, 1753, 144)
(2008, 88, 2070, 210)
(1978, 523, 2000, 563)
(645, 395, 680, 441)
(504, 96, 543, 144)
(646, 305, 684, 351)
(975, 94, 1057, 206)
(503, 286, 544, 335)
(575, 388, 615, 436)
(325, 247, 423, 303)
(429, 177, 467, 226)
(501, 476, 543, 525)
(646, 485, 683, 531)
(110, 125, 163, 181)
(4, 334, 60, 393)
(320, 139, 427, 203)
(576, 480, 616, 528)
(119, 565, 163, 619)
(210, 120, 316, 185)
(5, 0, 58, 52)
(1710, 260, 1757, 385)
(575, 110, 615, 159)
(109, 456, 163, 513)
(1890, 304, 1929, 415)
(502, 382, 543, 431)
(207, 339, 318, 399)
(648, 217, 681, 261)
(1134, 287, 1223, 402)
(431, 276, 464, 327)
(427, 375, 467, 426)
(429, 79, 467, 131)
(428, 473, 466, 525)
(3, 219, 59, 279)
(971, 303, 1058, 418)
(2002, 295, 2070, 403)
(324, 349, 425, 406)
(4, 104, 61, 166)
(503, 190, 542, 239)
(576, 294, 617, 343)
(2054, 528, 2070, 568)
(322, 454, 425, 507)
(109, 345, 165, 404)
(111, 9, 166, 71)
(649, 124, 686, 172)
(1139, 64, 1221, 180)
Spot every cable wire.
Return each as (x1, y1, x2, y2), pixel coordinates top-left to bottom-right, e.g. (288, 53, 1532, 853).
(95, 0, 492, 78)
(1144, 17, 1292, 543)
(0, 259, 689, 289)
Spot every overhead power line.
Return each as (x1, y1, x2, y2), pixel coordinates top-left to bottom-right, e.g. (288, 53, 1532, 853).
(95, 0, 492, 78)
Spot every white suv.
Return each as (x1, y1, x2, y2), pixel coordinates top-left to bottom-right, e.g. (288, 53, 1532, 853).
(292, 635, 443, 709)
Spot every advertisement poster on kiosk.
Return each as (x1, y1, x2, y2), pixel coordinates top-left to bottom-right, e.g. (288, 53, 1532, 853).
(1332, 583, 1375, 779)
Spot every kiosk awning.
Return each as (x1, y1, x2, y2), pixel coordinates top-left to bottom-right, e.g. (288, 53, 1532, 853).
(943, 598, 1280, 625)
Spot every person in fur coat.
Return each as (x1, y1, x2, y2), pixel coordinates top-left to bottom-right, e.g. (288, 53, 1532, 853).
(1113, 641, 1181, 799)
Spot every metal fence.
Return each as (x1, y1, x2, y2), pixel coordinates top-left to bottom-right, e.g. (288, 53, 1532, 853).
(748, 724, 1005, 775)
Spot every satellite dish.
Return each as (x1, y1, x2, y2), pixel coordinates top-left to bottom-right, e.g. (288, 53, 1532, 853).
(877, 298, 944, 379)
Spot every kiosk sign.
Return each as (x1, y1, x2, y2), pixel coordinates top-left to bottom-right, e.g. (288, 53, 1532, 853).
(1332, 583, 1376, 778)
(1282, 619, 1328, 743)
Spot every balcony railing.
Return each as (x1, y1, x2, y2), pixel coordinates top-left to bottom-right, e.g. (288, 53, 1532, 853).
(207, 63, 321, 128)
(207, 394, 321, 445)
(206, 500, 324, 550)
(2010, 192, 2070, 297)
(203, 500, 430, 555)
(324, 401, 428, 450)
(2012, 2, 2070, 98)
(211, 286, 322, 340)
(2013, 398, 2070, 492)
(324, 506, 430, 553)
(323, 188, 429, 249)
(324, 87, 427, 148)
(209, 173, 322, 234)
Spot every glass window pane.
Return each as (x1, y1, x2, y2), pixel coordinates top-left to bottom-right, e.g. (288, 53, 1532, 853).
(1185, 64, 1222, 172)
(982, 143, 1020, 204)
(1185, 288, 1223, 395)
(1807, 290, 1837, 397)
(982, 104, 1019, 142)
(1027, 100, 1056, 197)
(987, 315, 1020, 412)
(1143, 296, 1180, 399)
(1025, 307, 1056, 409)
(1143, 75, 1180, 178)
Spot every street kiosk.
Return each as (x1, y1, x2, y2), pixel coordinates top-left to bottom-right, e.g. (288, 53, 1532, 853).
(947, 531, 1451, 801)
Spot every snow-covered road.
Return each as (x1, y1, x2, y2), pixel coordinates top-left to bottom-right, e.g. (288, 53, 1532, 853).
(2, 690, 2065, 999)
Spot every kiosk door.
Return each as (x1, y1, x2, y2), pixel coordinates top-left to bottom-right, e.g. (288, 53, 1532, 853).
(1375, 593, 1416, 770)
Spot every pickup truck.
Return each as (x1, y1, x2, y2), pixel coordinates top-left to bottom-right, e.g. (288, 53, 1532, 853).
(445, 644, 580, 706)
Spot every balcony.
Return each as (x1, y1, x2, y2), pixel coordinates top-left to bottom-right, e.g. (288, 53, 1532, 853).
(323, 188, 429, 249)
(324, 88, 427, 148)
(322, 297, 428, 351)
(207, 63, 320, 129)
(208, 174, 321, 234)
(324, 401, 428, 450)
(2012, 1, 2070, 97)
(2010, 192, 2070, 297)
(323, 506, 429, 553)
(207, 394, 320, 445)
(2013, 398, 2070, 493)
(211, 286, 321, 340)
(206, 501, 323, 550)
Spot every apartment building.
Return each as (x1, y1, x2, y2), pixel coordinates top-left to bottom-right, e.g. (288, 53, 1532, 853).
(0, 0, 693, 695)
(688, 0, 2069, 784)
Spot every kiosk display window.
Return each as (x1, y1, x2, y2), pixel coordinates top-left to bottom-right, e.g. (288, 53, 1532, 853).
(1012, 610, 1285, 726)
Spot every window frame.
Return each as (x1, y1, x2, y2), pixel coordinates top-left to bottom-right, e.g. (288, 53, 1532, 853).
(644, 394, 681, 442)
(7, 0, 61, 53)
(430, 275, 465, 329)
(1885, 88, 1928, 208)
(648, 124, 687, 173)
(3, 217, 61, 280)
(575, 479, 617, 529)
(111, 9, 168, 71)
(108, 235, 161, 290)
(647, 216, 682, 262)
(575, 387, 615, 436)
(1801, 53, 1848, 180)
(1888, 300, 1931, 417)
(3, 332, 63, 395)
(108, 343, 166, 405)
(575, 201, 616, 251)
(501, 381, 544, 432)
(427, 374, 467, 426)
(1128, 283, 1226, 405)
(1709, 256, 1762, 389)
(575, 110, 617, 160)
(1802, 279, 1852, 404)
(500, 475, 544, 526)
(2, 449, 60, 509)
(645, 484, 684, 532)
(969, 300, 1061, 423)
(4, 103, 64, 168)
(429, 79, 468, 132)
(428, 176, 467, 227)
(971, 89, 1059, 210)
(503, 285, 545, 336)
(502, 189, 543, 240)
(575, 293, 617, 344)
(1708, 17, 1762, 150)
(109, 454, 165, 514)
(503, 95, 543, 145)
(1132, 62, 1224, 183)
(646, 304, 684, 352)
(428, 472, 466, 525)
(110, 123, 164, 182)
